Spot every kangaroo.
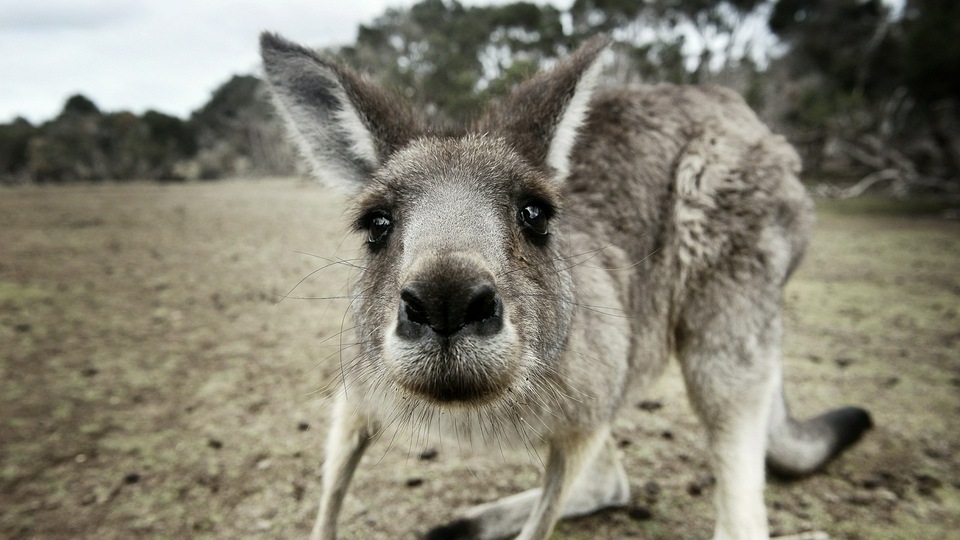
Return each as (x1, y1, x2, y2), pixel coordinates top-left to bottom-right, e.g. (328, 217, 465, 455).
(259, 32, 872, 540)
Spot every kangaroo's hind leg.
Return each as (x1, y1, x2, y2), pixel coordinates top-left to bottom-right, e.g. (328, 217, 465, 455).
(676, 279, 871, 540)
(676, 286, 785, 540)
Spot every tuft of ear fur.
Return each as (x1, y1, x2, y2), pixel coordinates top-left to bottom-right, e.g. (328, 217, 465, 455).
(477, 35, 609, 182)
(259, 32, 420, 191)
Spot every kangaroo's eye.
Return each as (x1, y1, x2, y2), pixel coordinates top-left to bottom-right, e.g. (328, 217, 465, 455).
(519, 204, 549, 236)
(367, 214, 392, 244)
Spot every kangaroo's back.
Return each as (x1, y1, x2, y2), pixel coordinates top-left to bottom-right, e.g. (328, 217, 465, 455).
(571, 84, 812, 281)
(560, 84, 814, 389)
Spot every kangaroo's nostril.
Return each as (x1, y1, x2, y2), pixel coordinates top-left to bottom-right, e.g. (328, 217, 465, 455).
(400, 287, 430, 326)
(464, 285, 500, 325)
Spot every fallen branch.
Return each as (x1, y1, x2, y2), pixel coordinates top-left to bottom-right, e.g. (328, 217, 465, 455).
(837, 168, 901, 198)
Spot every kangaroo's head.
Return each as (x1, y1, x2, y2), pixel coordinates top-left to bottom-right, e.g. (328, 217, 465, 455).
(260, 33, 607, 410)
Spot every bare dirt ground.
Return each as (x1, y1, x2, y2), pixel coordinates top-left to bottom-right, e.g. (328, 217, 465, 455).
(1, 178, 958, 540)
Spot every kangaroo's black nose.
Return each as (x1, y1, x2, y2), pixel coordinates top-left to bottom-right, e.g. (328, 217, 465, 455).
(397, 277, 503, 340)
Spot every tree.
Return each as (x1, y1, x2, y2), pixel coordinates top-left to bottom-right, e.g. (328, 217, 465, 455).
(769, 0, 892, 97)
(768, 0, 959, 193)
(4, 0, 954, 190)
(190, 75, 297, 179)
(571, 0, 770, 85)
(899, 0, 960, 178)
(339, 1, 570, 124)
(143, 110, 198, 158)
(61, 94, 100, 116)
(0, 117, 36, 182)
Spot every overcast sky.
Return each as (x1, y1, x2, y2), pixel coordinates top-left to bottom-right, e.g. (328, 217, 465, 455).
(0, 0, 571, 124)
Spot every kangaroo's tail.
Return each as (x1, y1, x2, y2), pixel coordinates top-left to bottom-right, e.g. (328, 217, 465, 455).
(766, 386, 873, 479)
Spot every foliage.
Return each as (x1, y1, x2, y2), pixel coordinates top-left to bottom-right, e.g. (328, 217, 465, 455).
(188, 75, 297, 180)
(61, 94, 100, 116)
(0, 77, 295, 183)
(0, 118, 36, 181)
(191, 75, 262, 135)
(338, 0, 569, 124)
(0, 0, 956, 191)
(770, 0, 891, 95)
(767, 0, 960, 191)
(900, 0, 960, 105)
(14, 96, 201, 183)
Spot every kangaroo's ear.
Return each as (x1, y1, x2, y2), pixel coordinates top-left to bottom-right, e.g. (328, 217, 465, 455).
(260, 32, 418, 191)
(479, 35, 609, 183)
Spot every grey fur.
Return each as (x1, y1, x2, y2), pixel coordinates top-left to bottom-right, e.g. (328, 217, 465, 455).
(260, 32, 871, 540)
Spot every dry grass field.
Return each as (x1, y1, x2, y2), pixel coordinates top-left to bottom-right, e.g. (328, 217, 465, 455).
(1, 179, 958, 539)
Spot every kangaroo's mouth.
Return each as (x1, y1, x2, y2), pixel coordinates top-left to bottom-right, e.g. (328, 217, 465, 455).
(385, 321, 521, 407)
(399, 369, 506, 405)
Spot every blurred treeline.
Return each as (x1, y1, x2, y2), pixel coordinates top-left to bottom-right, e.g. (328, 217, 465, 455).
(0, 0, 957, 195)
(0, 76, 295, 183)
